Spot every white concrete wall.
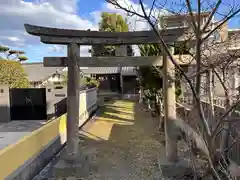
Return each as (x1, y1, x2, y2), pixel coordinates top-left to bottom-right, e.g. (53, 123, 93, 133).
(78, 88, 97, 126)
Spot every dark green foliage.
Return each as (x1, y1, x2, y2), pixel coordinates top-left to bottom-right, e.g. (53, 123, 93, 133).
(91, 12, 133, 56)
(0, 45, 28, 62)
(137, 66, 163, 91)
(60, 73, 100, 89)
(83, 77, 100, 88)
(18, 55, 28, 61)
(0, 45, 10, 52)
(139, 44, 162, 56)
(8, 50, 25, 55)
(0, 60, 30, 88)
(138, 44, 163, 93)
(138, 43, 183, 104)
(99, 12, 129, 32)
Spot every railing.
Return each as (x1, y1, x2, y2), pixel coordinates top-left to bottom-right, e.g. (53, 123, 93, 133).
(177, 94, 240, 164)
(179, 94, 238, 107)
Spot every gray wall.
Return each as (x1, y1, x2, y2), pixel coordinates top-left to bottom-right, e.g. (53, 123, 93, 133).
(0, 84, 68, 122)
(45, 85, 67, 119)
(0, 85, 10, 123)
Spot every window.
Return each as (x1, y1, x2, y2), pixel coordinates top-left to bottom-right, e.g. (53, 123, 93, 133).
(165, 19, 184, 28)
(55, 94, 65, 97)
(55, 86, 63, 89)
(91, 74, 96, 78)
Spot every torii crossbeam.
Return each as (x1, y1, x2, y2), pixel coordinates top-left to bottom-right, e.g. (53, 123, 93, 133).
(24, 23, 191, 163)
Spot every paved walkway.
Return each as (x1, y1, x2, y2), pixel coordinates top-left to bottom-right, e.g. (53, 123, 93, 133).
(0, 120, 46, 150)
(35, 100, 167, 180)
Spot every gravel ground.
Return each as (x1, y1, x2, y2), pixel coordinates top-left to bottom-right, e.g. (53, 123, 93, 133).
(34, 100, 204, 180)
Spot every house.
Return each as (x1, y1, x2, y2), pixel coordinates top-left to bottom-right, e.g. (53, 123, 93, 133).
(22, 62, 138, 96)
(160, 12, 240, 98)
(80, 66, 138, 95)
(22, 62, 65, 87)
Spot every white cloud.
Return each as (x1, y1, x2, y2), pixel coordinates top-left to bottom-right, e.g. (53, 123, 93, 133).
(47, 45, 91, 57)
(48, 45, 65, 53)
(95, 0, 168, 55)
(80, 46, 92, 57)
(88, 0, 151, 56)
(7, 37, 21, 42)
(102, 0, 168, 31)
(0, 0, 167, 60)
(38, 0, 79, 14)
(0, 0, 97, 57)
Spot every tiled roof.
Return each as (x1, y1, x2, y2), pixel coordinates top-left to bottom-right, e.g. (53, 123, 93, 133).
(121, 67, 137, 76)
(22, 62, 64, 82)
(22, 62, 137, 82)
(81, 67, 137, 76)
(81, 67, 120, 74)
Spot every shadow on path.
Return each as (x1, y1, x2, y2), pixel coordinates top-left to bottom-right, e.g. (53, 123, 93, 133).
(38, 100, 166, 180)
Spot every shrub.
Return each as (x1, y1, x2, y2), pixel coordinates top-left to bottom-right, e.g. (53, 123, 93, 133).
(84, 77, 100, 88)
(0, 60, 30, 88)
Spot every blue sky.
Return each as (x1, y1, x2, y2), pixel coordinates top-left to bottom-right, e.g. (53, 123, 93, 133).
(0, 0, 239, 63)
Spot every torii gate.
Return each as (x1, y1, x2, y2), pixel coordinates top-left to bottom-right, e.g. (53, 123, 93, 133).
(24, 24, 190, 162)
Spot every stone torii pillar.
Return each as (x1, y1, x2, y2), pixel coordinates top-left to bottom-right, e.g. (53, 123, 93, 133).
(65, 43, 80, 160)
(163, 47, 178, 162)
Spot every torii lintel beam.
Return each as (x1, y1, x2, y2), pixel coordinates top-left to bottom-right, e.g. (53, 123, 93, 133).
(24, 24, 190, 45)
(43, 56, 193, 67)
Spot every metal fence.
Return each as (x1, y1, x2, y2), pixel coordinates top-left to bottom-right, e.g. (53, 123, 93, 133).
(9, 88, 47, 120)
(179, 95, 238, 107)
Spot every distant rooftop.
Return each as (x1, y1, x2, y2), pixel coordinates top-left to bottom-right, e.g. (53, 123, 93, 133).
(22, 62, 64, 82)
(22, 63, 137, 82)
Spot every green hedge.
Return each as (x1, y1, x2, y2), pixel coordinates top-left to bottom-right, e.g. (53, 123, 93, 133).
(0, 60, 30, 88)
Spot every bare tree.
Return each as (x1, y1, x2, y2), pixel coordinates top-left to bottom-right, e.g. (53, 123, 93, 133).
(106, 0, 240, 179)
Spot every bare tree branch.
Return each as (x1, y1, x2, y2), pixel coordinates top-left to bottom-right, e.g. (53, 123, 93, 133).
(202, 0, 222, 33)
(185, 0, 198, 33)
(202, 8, 240, 42)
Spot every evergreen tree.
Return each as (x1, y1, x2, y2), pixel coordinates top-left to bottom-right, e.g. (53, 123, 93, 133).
(90, 12, 133, 56)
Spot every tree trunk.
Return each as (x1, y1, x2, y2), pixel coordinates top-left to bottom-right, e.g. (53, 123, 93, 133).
(207, 69, 215, 131)
(220, 68, 233, 159)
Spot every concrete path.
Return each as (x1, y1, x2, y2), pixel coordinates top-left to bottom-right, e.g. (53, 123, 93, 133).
(0, 120, 46, 150)
(35, 100, 167, 180)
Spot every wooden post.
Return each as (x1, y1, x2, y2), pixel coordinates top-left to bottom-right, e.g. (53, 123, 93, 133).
(163, 46, 178, 162)
(66, 43, 80, 161)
